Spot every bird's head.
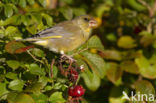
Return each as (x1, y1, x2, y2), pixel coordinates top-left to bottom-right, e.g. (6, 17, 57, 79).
(72, 15, 98, 30)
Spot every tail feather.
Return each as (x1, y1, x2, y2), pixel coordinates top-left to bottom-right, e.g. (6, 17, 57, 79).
(16, 38, 41, 42)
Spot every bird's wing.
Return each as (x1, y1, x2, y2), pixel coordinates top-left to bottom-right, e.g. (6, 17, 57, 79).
(32, 21, 79, 40)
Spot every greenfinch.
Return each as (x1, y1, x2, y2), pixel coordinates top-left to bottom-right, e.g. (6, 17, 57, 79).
(18, 15, 97, 54)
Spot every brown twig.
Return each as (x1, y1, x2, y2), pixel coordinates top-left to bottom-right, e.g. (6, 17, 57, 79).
(138, 0, 156, 17)
(50, 59, 55, 78)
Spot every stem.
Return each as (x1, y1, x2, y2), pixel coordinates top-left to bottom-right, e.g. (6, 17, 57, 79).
(27, 50, 44, 64)
(50, 59, 55, 78)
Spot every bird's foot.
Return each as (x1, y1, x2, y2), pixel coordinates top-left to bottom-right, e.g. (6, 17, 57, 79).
(61, 54, 76, 63)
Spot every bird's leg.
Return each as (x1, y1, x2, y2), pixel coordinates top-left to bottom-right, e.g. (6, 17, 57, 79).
(60, 50, 76, 63)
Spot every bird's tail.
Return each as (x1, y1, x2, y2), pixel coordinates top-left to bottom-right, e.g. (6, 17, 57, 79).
(16, 38, 40, 42)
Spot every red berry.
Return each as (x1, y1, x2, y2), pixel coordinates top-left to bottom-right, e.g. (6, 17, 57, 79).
(133, 25, 145, 34)
(68, 85, 85, 97)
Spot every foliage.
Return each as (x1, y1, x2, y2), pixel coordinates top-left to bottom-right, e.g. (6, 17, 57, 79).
(0, 0, 156, 103)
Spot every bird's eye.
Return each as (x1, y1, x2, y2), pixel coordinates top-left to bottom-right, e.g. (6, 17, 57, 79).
(84, 17, 89, 21)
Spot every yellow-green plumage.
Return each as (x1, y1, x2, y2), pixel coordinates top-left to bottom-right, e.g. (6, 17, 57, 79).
(18, 15, 97, 53)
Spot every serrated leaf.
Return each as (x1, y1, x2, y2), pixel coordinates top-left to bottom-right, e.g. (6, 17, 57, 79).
(6, 60, 20, 70)
(4, 5, 13, 17)
(29, 64, 46, 76)
(76, 58, 101, 91)
(81, 69, 101, 91)
(8, 79, 24, 91)
(80, 51, 106, 78)
(87, 35, 104, 51)
(49, 92, 65, 103)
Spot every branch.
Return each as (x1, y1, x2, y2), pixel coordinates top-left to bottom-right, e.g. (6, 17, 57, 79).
(137, 0, 153, 17)
(27, 50, 44, 64)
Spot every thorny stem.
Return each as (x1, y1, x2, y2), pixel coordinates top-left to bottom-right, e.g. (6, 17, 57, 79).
(27, 50, 44, 64)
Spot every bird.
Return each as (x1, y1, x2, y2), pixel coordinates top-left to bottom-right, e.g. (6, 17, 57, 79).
(17, 15, 98, 56)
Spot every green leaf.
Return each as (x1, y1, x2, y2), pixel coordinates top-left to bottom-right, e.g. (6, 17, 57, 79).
(77, 59, 101, 91)
(38, 0, 46, 7)
(31, 94, 48, 103)
(0, 29, 4, 38)
(29, 64, 46, 76)
(6, 60, 20, 70)
(134, 80, 155, 103)
(106, 62, 123, 85)
(21, 15, 30, 26)
(9, 4, 18, 13)
(4, 5, 13, 17)
(49, 92, 66, 103)
(100, 50, 122, 61)
(126, 0, 146, 11)
(73, 8, 86, 16)
(8, 79, 24, 91)
(0, 83, 9, 98)
(120, 61, 139, 74)
(5, 26, 18, 36)
(25, 82, 44, 93)
(81, 69, 101, 91)
(80, 51, 106, 78)
(5, 72, 18, 79)
(135, 54, 156, 79)
(52, 65, 58, 78)
(117, 36, 137, 49)
(140, 35, 156, 47)
(19, 0, 26, 8)
(109, 87, 126, 103)
(60, 7, 73, 20)
(7, 92, 18, 103)
(134, 80, 155, 95)
(87, 35, 104, 51)
(27, 0, 35, 5)
(14, 93, 35, 103)
(32, 48, 45, 57)
(42, 13, 53, 26)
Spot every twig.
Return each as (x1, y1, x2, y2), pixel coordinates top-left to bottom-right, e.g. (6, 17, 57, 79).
(138, 0, 156, 17)
(50, 59, 55, 78)
(27, 50, 44, 64)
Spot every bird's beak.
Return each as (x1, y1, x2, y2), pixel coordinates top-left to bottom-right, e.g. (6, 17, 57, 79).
(89, 19, 98, 28)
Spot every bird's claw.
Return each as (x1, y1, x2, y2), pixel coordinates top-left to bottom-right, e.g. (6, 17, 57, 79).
(61, 54, 76, 63)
